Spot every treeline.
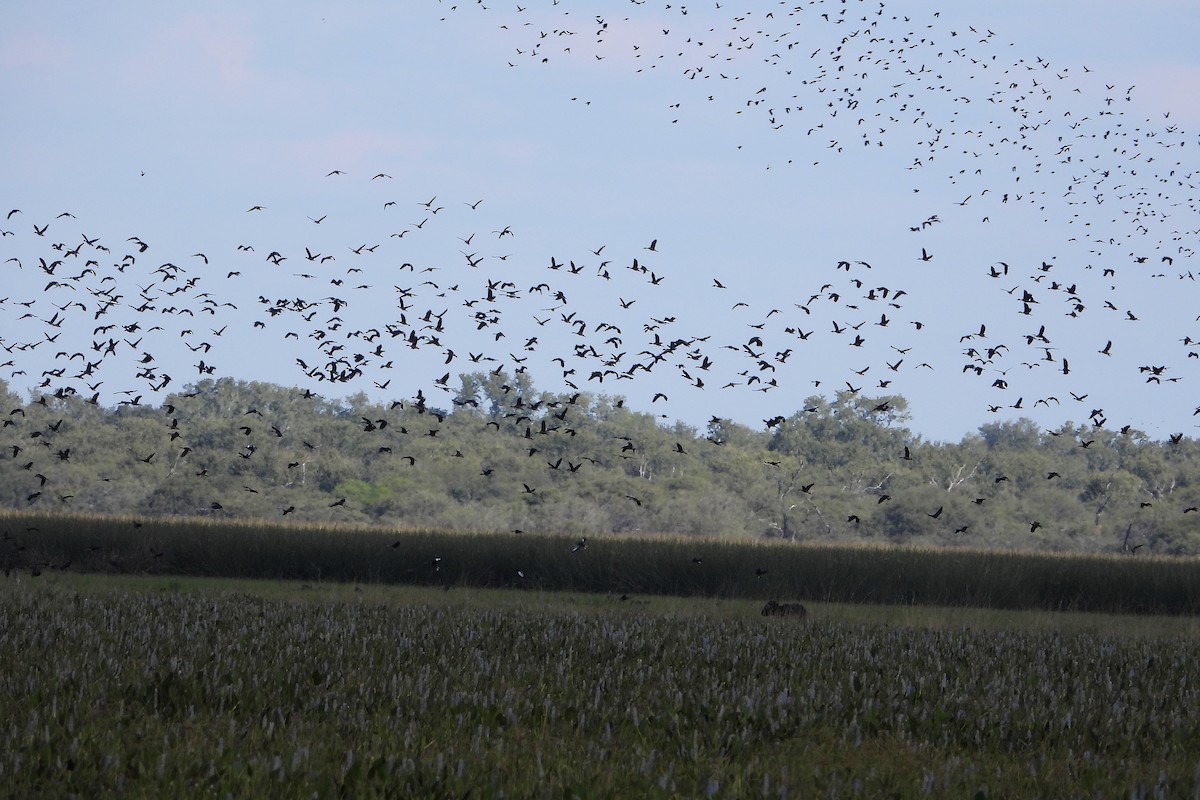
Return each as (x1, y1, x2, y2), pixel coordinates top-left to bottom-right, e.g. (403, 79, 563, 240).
(1, 374, 1198, 554)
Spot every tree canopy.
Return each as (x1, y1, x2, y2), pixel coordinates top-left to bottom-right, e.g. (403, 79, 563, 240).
(2, 374, 1198, 554)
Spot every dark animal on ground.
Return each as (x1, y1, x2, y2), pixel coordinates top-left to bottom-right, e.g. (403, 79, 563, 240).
(761, 600, 807, 618)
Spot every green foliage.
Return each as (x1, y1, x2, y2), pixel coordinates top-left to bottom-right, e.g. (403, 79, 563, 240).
(2, 375, 1200, 554)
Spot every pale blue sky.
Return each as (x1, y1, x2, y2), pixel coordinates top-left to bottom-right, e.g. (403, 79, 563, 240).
(2, 1, 1198, 441)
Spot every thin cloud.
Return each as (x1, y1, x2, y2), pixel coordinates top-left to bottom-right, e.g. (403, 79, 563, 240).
(0, 32, 73, 71)
(1125, 64, 1200, 124)
(283, 130, 433, 174)
(120, 13, 259, 94)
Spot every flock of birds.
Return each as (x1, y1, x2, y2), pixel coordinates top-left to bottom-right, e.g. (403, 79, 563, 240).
(444, 0, 1200, 438)
(3, 0, 1200, 567)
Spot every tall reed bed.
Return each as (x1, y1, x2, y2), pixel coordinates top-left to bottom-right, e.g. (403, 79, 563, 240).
(4, 509, 1200, 614)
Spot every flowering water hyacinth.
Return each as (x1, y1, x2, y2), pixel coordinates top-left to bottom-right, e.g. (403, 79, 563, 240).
(2, 577, 1199, 797)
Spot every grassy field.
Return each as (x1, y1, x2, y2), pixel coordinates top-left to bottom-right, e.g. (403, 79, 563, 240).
(5, 509, 1200, 614)
(2, 572, 1199, 798)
